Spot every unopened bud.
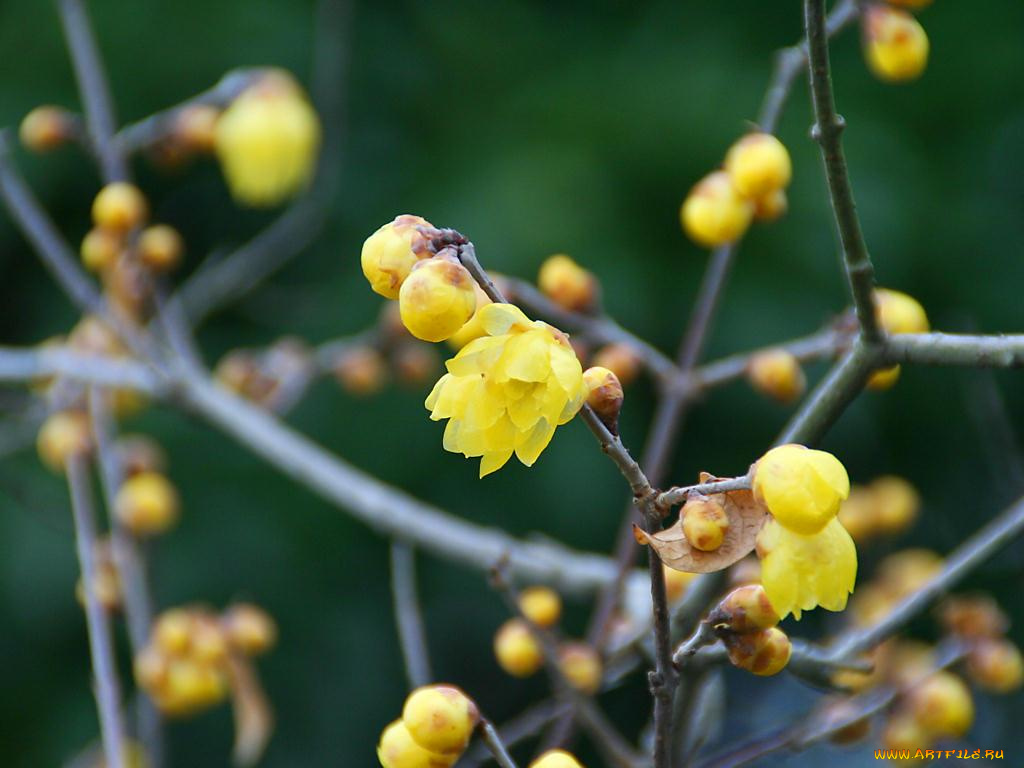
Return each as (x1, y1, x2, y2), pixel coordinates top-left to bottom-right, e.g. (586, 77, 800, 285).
(19, 106, 75, 152)
(583, 366, 623, 435)
(557, 642, 602, 695)
(725, 627, 791, 676)
(747, 348, 806, 403)
(681, 494, 730, 552)
(710, 584, 779, 633)
(537, 254, 598, 312)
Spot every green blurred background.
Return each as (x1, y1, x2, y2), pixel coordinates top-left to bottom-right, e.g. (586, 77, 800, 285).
(1, 0, 1023, 765)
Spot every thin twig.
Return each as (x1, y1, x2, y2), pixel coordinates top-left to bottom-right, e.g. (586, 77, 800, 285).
(67, 453, 127, 768)
(389, 541, 432, 688)
(804, 0, 880, 342)
(477, 720, 520, 768)
(655, 475, 752, 512)
(461, 701, 569, 768)
(57, 0, 129, 181)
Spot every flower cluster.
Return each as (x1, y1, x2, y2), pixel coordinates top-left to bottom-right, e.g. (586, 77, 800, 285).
(377, 685, 478, 768)
(681, 132, 792, 248)
(752, 444, 857, 619)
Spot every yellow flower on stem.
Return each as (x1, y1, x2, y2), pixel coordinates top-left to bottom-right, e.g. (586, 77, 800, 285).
(425, 303, 586, 477)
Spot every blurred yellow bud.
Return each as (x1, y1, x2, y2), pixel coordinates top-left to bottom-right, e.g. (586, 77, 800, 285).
(530, 750, 584, 768)
(174, 104, 220, 153)
(747, 348, 806, 403)
(399, 258, 478, 343)
(518, 586, 562, 628)
(393, 343, 440, 386)
(138, 224, 184, 272)
(37, 410, 92, 472)
(725, 626, 792, 676)
(402, 685, 478, 755)
(939, 595, 1008, 640)
(908, 671, 974, 738)
(81, 227, 122, 272)
(19, 105, 75, 152)
(867, 364, 901, 391)
(333, 346, 388, 396)
(681, 170, 753, 248)
(863, 6, 929, 83)
(377, 720, 455, 768)
(154, 609, 193, 656)
(753, 188, 788, 222)
(966, 639, 1024, 693)
(537, 254, 598, 312)
(883, 712, 929, 752)
(724, 133, 792, 198)
(114, 471, 180, 537)
(681, 494, 730, 552)
(871, 475, 919, 534)
(591, 343, 641, 387)
(223, 602, 278, 656)
(158, 658, 228, 716)
(493, 618, 543, 678)
(92, 182, 148, 233)
(557, 642, 602, 695)
(215, 70, 321, 207)
(361, 215, 434, 299)
(875, 288, 929, 334)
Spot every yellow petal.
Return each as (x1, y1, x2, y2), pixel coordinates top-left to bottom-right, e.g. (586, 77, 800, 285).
(480, 450, 513, 477)
(514, 419, 556, 466)
(477, 303, 532, 336)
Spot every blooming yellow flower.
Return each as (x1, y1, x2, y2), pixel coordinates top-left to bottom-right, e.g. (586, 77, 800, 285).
(757, 517, 857, 620)
(753, 444, 856, 619)
(215, 70, 321, 207)
(425, 304, 585, 477)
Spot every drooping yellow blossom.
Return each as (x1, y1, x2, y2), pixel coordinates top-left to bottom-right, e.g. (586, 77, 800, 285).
(757, 517, 857, 620)
(425, 303, 585, 476)
(753, 444, 850, 534)
(753, 444, 856, 619)
(215, 70, 321, 207)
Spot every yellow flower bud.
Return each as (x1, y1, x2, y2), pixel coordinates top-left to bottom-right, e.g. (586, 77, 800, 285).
(591, 344, 640, 387)
(518, 586, 562, 628)
(134, 645, 169, 690)
(863, 6, 929, 83)
(377, 720, 455, 768)
(190, 616, 229, 666)
(753, 188, 788, 222)
(908, 671, 974, 738)
(883, 712, 929, 752)
(557, 642, 602, 695)
(174, 104, 220, 153)
(402, 685, 478, 755)
(138, 224, 184, 272)
(875, 288, 929, 335)
(154, 609, 193, 657)
(867, 364, 901, 391)
(725, 626, 792, 676)
(871, 475, 919, 534)
(837, 485, 878, 542)
(966, 639, 1024, 694)
(530, 750, 584, 768)
(333, 346, 388, 396)
(753, 444, 850, 535)
(361, 215, 433, 299)
(583, 365, 623, 434)
(681, 494, 730, 552)
(215, 70, 321, 207)
(877, 549, 942, 598)
(19, 106, 75, 152)
(747, 348, 806, 404)
(713, 584, 779, 633)
(537, 254, 597, 312)
(680, 171, 753, 248)
(159, 658, 228, 716)
(724, 133, 792, 198)
(664, 565, 699, 603)
(939, 595, 1008, 640)
(80, 227, 122, 272)
(114, 472, 180, 537)
(393, 343, 440, 386)
(223, 603, 278, 656)
(92, 182, 148, 232)
(494, 618, 543, 678)
(37, 410, 92, 472)
(399, 258, 478, 343)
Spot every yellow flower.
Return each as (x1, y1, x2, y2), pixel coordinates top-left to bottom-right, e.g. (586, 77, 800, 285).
(215, 70, 321, 207)
(425, 304, 585, 476)
(752, 444, 850, 534)
(757, 517, 857, 620)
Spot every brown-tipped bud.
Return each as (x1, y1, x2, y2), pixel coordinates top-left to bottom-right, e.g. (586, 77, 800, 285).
(938, 595, 1008, 640)
(753, 188, 788, 222)
(392, 342, 439, 386)
(214, 350, 277, 404)
(80, 227, 122, 273)
(174, 104, 220, 153)
(711, 584, 780, 633)
(138, 224, 184, 273)
(583, 365, 623, 435)
(591, 343, 641, 387)
(37, 410, 92, 472)
(223, 603, 278, 656)
(966, 639, 1024, 694)
(115, 434, 168, 478)
(19, 106, 75, 152)
(402, 685, 479, 756)
(725, 627, 792, 676)
(681, 494, 730, 552)
(747, 348, 806, 404)
(537, 254, 599, 312)
(333, 346, 387, 396)
(557, 642, 602, 695)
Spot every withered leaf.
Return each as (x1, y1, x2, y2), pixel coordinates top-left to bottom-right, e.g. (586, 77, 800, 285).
(227, 653, 274, 767)
(634, 474, 766, 573)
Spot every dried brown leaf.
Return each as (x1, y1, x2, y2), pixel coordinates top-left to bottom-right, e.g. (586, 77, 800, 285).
(227, 653, 274, 767)
(635, 475, 767, 573)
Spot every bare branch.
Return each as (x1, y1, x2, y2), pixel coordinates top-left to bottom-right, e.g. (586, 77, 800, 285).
(884, 332, 1024, 368)
(655, 475, 752, 512)
(389, 542, 432, 688)
(0, 345, 162, 394)
(66, 454, 127, 768)
(477, 720, 520, 768)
